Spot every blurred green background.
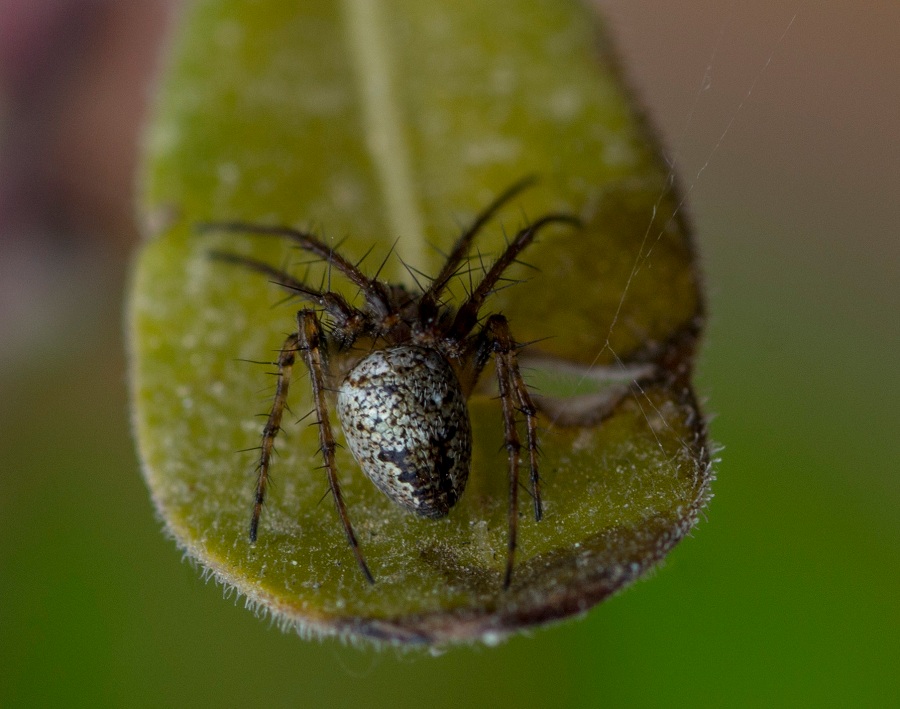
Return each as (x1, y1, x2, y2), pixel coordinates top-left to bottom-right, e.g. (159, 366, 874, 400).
(1, 1, 896, 707)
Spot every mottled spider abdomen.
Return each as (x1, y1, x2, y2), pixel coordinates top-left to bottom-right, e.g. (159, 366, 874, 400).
(337, 345, 471, 518)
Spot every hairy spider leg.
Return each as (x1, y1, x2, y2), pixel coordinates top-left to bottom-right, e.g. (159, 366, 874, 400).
(453, 214, 582, 586)
(472, 313, 541, 589)
(510, 355, 542, 524)
(296, 309, 374, 584)
(208, 249, 374, 581)
(208, 250, 364, 330)
(447, 213, 582, 340)
(252, 309, 374, 584)
(199, 221, 393, 316)
(420, 176, 538, 315)
(250, 331, 299, 544)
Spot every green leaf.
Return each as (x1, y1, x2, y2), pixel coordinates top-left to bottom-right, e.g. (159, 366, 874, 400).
(128, 0, 711, 647)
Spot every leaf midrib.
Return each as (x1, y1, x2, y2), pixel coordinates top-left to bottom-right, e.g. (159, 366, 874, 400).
(341, 0, 425, 283)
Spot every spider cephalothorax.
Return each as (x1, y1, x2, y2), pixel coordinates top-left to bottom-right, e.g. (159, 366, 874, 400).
(200, 179, 579, 588)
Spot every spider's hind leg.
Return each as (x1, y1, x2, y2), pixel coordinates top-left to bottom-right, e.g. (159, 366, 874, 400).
(247, 309, 373, 585)
(295, 309, 375, 584)
(474, 313, 543, 589)
(249, 331, 300, 543)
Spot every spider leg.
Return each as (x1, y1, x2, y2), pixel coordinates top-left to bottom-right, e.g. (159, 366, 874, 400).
(249, 331, 300, 544)
(209, 250, 365, 328)
(511, 356, 543, 523)
(420, 176, 537, 316)
(296, 309, 375, 584)
(247, 311, 373, 584)
(475, 314, 542, 589)
(448, 213, 581, 340)
(199, 221, 392, 316)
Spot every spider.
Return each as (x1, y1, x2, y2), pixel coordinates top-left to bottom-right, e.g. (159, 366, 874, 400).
(199, 178, 580, 588)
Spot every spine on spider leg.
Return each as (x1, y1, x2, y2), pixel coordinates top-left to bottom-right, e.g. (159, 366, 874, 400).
(513, 360, 542, 522)
(494, 343, 522, 590)
(475, 313, 532, 589)
(205, 250, 362, 327)
(447, 214, 581, 340)
(250, 332, 300, 542)
(297, 309, 375, 584)
(482, 314, 543, 523)
(198, 221, 392, 316)
(418, 175, 539, 319)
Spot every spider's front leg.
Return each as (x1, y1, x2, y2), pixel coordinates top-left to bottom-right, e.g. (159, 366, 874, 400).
(474, 313, 542, 589)
(251, 308, 374, 584)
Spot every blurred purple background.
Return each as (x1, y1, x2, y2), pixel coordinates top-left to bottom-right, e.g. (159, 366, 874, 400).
(0, 0, 171, 365)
